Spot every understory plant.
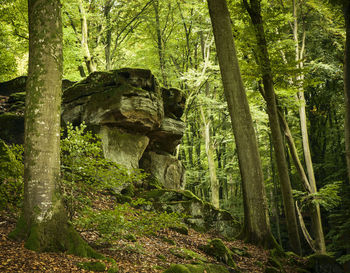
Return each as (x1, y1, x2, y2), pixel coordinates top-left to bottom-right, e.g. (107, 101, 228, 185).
(60, 122, 147, 219)
(0, 140, 23, 212)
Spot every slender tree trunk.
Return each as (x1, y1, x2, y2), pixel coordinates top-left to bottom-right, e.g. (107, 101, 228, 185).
(104, 0, 113, 70)
(344, 0, 350, 184)
(293, 0, 326, 253)
(243, 0, 301, 254)
(200, 106, 220, 208)
(78, 0, 96, 74)
(153, 0, 168, 86)
(270, 134, 282, 245)
(207, 0, 276, 248)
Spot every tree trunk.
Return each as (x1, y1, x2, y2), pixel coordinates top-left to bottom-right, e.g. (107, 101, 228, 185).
(200, 106, 220, 209)
(243, 0, 301, 254)
(9, 0, 101, 258)
(207, 0, 277, 248)
(104, 0, 113, 70)
(344, 0, 350, 184)
(153, 0, 168, 86)
(293, 0, 326, 253)
(78, 0, 96, 74)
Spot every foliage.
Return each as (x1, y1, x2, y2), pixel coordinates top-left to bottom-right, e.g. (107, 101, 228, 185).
(59, 122, 147, 219)
(292, 181, 342, 211)
(0, 140, 23, 212)
(74, 199, 183, 243)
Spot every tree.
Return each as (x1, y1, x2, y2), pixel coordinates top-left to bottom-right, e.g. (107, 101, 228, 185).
(243, 0, 302, 254)
(207, 0, 276, 248)
(9, 0, 101, 257)
(343, 0, 350, 183)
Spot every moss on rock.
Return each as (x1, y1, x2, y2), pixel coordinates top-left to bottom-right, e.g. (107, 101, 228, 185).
(201, 238, 236, 268)
(169, 247, 207, 262)
(77, 261, 106, 272)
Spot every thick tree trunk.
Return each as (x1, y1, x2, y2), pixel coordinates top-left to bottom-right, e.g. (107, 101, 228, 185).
(207, 0, 276, 248)
(9, 0, 101, 258)
(344, 0, 350, 184)
(243, 0, 301, 254)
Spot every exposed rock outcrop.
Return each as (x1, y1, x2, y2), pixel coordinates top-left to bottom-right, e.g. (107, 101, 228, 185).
(0, 69, 186, 190)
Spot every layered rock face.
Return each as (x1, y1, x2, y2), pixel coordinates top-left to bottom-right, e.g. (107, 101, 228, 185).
(0, 68, 186, 190)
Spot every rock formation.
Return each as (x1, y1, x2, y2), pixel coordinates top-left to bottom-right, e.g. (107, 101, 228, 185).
(0, 68, 186, 190)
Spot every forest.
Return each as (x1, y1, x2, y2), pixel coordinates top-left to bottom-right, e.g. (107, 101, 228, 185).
(0, 0, 349, 272)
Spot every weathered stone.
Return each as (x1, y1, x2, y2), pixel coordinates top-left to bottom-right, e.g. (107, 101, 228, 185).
(201, 238, 236, 268)
(148, 118, 186, 154)
(1, 70, 186, 191)
(0, 76, 27, 96)
(306, 254, 343, 273)
(62, 69, 164, 132)
(140, 189, 241, 238)
(0, 76, 75, 97)
(140, 151, 185, 190)
(0, 113, 24, 144)
(162, 87, 186, 120)
(99, 126, 149, 169)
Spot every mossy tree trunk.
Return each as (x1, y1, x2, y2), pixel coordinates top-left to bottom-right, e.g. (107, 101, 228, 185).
(9, 0, 101, 258)
(243, 0, 302, 255)
(207, 0, 277, 248)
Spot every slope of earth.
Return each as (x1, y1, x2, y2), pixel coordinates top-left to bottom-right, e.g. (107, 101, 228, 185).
(0, 211, 305, 273)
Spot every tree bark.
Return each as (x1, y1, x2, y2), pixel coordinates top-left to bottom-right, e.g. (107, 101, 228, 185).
(78, 0, 96, 74)
(200, 106, 220, 209)
(9, 0, 101, 257)
(153, 0, 168, 86)
(293, 0, 326, 253)
(207, 0, 277, 248)
(344, 0, 350, 184)
(243, 0, 301, 254)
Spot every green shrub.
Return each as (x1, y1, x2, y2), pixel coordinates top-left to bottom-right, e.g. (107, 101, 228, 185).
(74, 199, 183, 243)
(0, 140, 23, 212)
(59, 122, 147, 219)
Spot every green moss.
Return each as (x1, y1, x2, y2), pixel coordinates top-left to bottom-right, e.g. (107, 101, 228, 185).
(8, 215, 29, 241)
(163, 264, 230, 273)
(160, 236, 176, 245)
(141, 189, 167, 200)
(170, 225, 189, 235)
(77, 261, 106, 272)
(157, 254, 167, 260)
(9, 203, 104, 259)
(169, 247, 207, 262)
(201, 238, 236, 268)
(124, 234, 137, 242)
(121, 184, 135, 197)
(163, 264, 191, 273)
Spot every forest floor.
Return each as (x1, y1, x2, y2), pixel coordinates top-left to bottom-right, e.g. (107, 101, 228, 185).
(0, 211, 305, 273)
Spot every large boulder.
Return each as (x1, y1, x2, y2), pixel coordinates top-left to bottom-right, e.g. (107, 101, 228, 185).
(140, 151, 185, 190)
(62, 69, 164, 132)
(0, 69, 186, 191)
(99, 126, 149, 169)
